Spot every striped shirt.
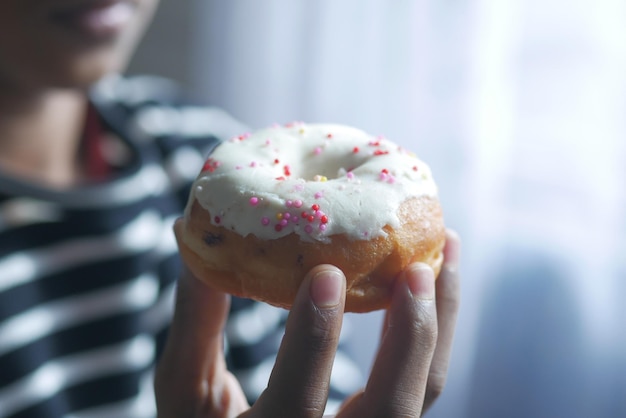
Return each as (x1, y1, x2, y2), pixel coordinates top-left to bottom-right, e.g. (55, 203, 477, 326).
(0, 75, 361, 418)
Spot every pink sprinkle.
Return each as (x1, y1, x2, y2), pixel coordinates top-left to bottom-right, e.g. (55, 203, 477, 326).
(346, 171, 354, 179)
(235, 165, 242, 170)
(292, 216, 299, 224)
(379, 172, 388, 181)
(286, 200, 293, 207)
(319, 224, 327, 232)
(250, 161, 257, 167)
(294, 184, 305, 192)
(304, 225, 313, 234)
(314, 191, 323, 199)
(315, 210, 325, 219)
(387, 177, 396, 184)
(265, 139, 271, 145)
(280, 219, 288, 226)
(261, 217, 270, 226)
(249, 197, 259, 206)
(283, 212, 291, 220)
(294, 200, 303, 208)
(314, 147, 322, 155)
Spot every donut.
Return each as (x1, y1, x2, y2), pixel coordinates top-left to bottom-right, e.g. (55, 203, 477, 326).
(177, 122, 445, 312)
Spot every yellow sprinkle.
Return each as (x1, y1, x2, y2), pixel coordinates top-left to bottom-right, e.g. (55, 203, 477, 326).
(299, 128, 306, 134)
(276, 213, 283, 220)
(313, 175, 328, 182)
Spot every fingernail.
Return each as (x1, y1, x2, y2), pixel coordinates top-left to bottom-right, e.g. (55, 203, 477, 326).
(310, 269, 344, 308)
(444, 229, 461, 268)
(406, 263, 435, 300)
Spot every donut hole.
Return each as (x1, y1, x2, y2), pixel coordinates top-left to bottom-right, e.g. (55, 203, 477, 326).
(298, 155, 365, 181)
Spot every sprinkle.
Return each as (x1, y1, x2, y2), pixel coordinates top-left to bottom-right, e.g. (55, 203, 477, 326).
(326, 133, 333, 139)
(275, 176, 286, 181)
(369, 140, 381, 146)
(274, 158, 280, 164)
(280, 219, 289, 226)
(283, 212, 291, 220)
(265, 139, 272, 146)
(249, 197, 259, 206)
(235, 165, 242, 170)
(294, 200, 303, 208)
(202, 158, 220, 173)
(286, 200, 293, 207)
(304, 225, 313, 234)
(374, 149, 389, 156)
(301, 211, 308, 219)
(321, 215, 329, 224)
(352, 146, 359, 153)
(299, 128, 306, 134)
(315, 210, 325, 219)
(319, 224, 327, 231)
(275, 224, 283, 232)
(314, 147, 322, 155)
(261, 217, 270, 226)
(381, 168, 389, 174)
(311, 204, 320, 211)
(307, 215, 315, 223)
(276, 213, 283, 220)
(314, 191, 323, 199)
(346, 171, 355, 180)
(283, 165, 291, 176)
(214, 216, 221, 224)
(413, 166, 418, 171)
(313, 175, 328, 182)
(250, 161, 257, 167)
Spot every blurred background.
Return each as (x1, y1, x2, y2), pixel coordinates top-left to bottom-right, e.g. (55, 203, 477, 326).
(129, 1, 626, 417)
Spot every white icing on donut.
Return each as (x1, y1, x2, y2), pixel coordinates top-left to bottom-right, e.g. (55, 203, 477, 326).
(191, 123, 438, 242)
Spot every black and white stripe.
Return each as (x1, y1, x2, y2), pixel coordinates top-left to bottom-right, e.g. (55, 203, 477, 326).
(0, 75, 362, 418)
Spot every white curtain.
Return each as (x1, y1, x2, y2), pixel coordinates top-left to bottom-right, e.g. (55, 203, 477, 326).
(189, 1, 626, 416)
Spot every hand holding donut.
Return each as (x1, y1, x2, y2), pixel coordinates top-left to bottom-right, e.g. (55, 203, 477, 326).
(154, 228, 460, 418)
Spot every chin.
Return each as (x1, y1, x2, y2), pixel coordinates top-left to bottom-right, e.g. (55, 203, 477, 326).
(53, 50, 133, 90)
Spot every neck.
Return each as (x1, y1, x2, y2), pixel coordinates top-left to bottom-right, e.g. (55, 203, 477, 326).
(0, 87, 87, 188)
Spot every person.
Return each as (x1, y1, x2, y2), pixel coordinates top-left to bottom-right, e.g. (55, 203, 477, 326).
(0, 1, 461, 417)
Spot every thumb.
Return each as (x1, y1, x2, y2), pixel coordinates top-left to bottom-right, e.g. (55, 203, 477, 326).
(154, 266, 233, 416)
(155, 220, 246, 416)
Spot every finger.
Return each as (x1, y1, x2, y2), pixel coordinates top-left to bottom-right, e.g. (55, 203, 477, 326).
(249, 265, 346, 418)
(423, 229, 461, 411)
(155, 219, 248, 417)
(354, 264, 438, 417)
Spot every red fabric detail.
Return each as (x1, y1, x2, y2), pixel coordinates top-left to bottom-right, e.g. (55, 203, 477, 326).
(83, 104, 109, 180)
